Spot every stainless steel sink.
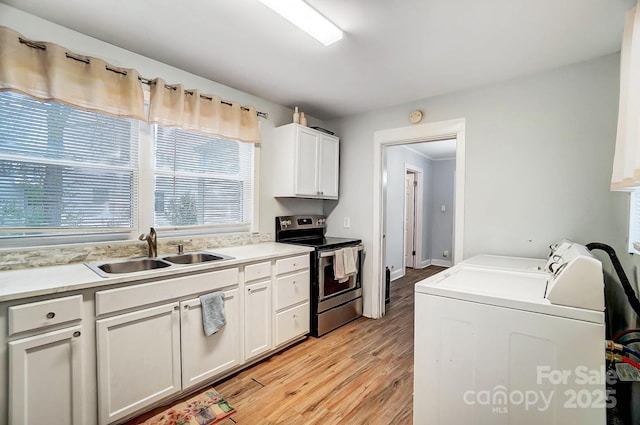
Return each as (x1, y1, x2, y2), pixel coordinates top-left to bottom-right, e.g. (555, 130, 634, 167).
(85, 251, 233, 277)
(161, 251, 234, 264)
(86, 258, 172, 277)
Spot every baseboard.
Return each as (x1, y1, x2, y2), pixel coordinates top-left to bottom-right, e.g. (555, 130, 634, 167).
(431, 259, 452, 267)
(390, 268, 404, 281)
(417, 259, 432, 269)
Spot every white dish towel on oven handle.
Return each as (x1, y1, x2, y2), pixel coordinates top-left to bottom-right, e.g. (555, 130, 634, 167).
(334, 248, 347, 282)
(334, 247, 358, 283)
(344, 246, 358, 276)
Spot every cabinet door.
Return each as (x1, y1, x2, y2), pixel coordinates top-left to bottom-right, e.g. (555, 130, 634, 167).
(180, 289, 241, 390)
(96, 303, 181, 425)
(9, 325, 84, 425)
(244, 281, 272, 361)
(319, 135, 339, 198)
(295, 127, 320, 196)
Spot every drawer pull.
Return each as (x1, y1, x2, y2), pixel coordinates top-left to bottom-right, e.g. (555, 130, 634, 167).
(73, 331, 81, 338)
(174, 306, 179, 311)
(46, 312, 55, 319)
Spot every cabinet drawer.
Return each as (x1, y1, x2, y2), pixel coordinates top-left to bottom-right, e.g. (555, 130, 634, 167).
(275, 303, 309, 346)
(95, 268, 238, 316)
(275, 255, 309, 275)
(275, 270, 310, 310)
(8, 295, 83, 336)
(244, 261, 271, 283)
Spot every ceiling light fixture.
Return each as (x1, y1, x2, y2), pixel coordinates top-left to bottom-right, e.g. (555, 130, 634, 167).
(259, 0, 343, 46)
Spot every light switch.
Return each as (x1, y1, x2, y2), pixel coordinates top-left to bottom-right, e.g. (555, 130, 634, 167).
(441, 205, 446, 212)
(344, 217, 351, 228)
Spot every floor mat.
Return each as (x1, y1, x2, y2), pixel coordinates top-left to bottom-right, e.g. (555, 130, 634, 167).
(125, 387, 235, 425)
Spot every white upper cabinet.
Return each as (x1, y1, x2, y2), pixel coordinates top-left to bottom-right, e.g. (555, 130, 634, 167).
(274, 124, 339, 199)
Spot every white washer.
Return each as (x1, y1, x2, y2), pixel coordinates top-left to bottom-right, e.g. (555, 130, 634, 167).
(414, 242, 606, 425)
(462, 254, 547, 271)
(460, 240, 572, 273)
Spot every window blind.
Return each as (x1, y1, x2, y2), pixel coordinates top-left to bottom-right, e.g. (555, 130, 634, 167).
(0, 91, 138, 237)
(153, 126, 254, 230)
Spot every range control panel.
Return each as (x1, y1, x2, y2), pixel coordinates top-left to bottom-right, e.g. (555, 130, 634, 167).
(276, 215, 326, 230)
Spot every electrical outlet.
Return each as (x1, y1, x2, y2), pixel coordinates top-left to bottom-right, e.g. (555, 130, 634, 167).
(443, 250, 449, 258)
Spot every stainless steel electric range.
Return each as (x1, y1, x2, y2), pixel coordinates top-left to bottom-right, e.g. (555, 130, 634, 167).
(275, 215, 363, 337)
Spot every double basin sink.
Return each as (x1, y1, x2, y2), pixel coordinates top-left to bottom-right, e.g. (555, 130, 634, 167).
(86, 251, 234, 278)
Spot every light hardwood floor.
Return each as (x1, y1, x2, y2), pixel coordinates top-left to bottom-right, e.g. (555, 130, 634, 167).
(127, 266, 446, 425)
(215, 266, 446, 425)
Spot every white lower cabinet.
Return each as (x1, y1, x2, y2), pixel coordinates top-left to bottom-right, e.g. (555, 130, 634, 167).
(1, 251, 312, 425)
(275, 303, 310, 346)
(274, 255, 310, 347)
(180, 289, 241, 390)
(9, 325, 84, 425)
(96, 303, 181, 425)
(244, 280, 272, 361)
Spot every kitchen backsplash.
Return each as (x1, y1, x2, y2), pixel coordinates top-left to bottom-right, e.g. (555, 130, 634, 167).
(0, 232, 273, 271)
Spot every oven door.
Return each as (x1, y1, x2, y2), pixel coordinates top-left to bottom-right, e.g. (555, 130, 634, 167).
(317, 245, 363, 301)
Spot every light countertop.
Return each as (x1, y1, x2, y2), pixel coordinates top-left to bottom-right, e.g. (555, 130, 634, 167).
(0, 242, 312, 303)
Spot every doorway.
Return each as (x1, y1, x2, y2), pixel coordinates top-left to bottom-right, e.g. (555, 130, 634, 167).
(370, 118, 466, 319)
(405, 171, 417, 270)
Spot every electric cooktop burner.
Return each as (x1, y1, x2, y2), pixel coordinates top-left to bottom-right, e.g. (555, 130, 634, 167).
(283, 236, 361, 249)
(274, 215, 361, 251)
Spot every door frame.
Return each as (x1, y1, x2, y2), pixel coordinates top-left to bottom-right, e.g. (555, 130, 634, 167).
(371, 118, 465, 318)
(403, 165, 423, 272)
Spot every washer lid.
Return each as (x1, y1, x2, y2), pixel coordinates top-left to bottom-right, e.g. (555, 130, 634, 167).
(415, 265, 604, 324)
(418, 266, 548, 300)
(461, 254, 547, 272)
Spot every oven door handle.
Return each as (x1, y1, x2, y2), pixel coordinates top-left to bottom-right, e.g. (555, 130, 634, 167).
(319, 244, 364, 258)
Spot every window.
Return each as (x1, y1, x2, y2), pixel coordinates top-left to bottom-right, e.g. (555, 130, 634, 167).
(0, 91, 257, 245)
(152, 126, 254, 232)
(0, 91, 138, 240)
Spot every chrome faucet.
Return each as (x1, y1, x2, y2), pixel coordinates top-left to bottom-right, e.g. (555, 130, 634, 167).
(139, 227, 158, 258)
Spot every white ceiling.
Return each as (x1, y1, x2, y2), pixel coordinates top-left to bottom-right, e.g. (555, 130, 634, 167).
(1, 0, 635, 120)
(405, 139, 457, 161)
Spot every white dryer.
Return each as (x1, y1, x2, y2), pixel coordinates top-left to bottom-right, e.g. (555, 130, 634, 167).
(414, 242, 607, 425)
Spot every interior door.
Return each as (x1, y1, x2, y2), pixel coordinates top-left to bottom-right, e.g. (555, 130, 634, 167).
(405, 172, 416, 268)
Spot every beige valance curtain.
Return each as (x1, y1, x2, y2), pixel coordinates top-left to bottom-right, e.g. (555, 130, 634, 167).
(611, 5, 640, 190)
(0, 26, 145, 120)
(148, 78, 261, 144)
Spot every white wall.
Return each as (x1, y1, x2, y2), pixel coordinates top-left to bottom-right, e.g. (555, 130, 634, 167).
(0, 4, 328, 237)
(327, 54, 627, 317)
(430, 159, 455, 266)
(384, 145, 433, 276)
